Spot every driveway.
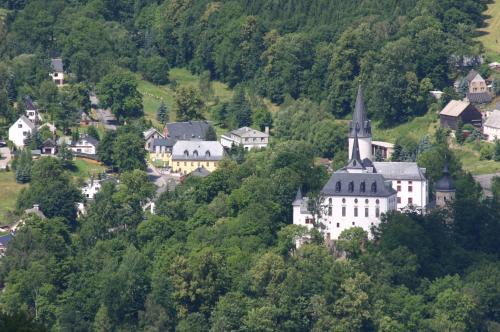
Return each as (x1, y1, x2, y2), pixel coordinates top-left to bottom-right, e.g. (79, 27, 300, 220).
(0, 147, 11, 170)
(147, 164, 180, 196)
(91, 94, 117, 131)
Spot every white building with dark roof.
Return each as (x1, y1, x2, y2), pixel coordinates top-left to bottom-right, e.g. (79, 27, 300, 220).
(50, 58, 65, 87)
(293, 86, 429, 242)
(220, 126, 269, 150)
(9, 115, 36, 148)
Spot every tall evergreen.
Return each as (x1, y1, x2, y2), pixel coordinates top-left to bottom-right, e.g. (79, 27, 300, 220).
(15, 149, 32, 184)
(157, 101, 168, 125)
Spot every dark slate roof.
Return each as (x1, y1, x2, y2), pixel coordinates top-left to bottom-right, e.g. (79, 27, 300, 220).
(24, 96, 37, 111)
(51, 58, 64, 73)
(165, 121, 211, 140)
(292, 187, 303, 206)
(42, 138, 56, 147)
(435, 163, 455, 192)
(467, 92, 492, 104)
(465, 69, 479, 83)
(78, 135, 99, 147)
(349, 86, 371, 138)
(0, 234, 13, 247)
(345, 131, 364, 170)
(152, 138, 176, 149)
(322, 172, 396, 198)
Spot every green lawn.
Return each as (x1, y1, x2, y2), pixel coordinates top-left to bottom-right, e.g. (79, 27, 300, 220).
(72, 158, 106, 179)
(454, 142, 500, 175)
(137, 68, 234, 127)
(0, 172, 26, 226)
(477, 0, 500, 61)
(372, 110, 440, 143)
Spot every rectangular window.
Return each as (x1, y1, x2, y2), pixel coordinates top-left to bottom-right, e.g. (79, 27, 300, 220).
(365, 207, 369, 217)
(18, 124, 22, 128)
(328, 206, 332, 216)
(177, 162, 179, 166)
(408, 197, 413, 205)
(342, 206, 346, 217)
(376, 207, 380, 217)
(336, 223, 340, 228)
(397, 185, 401, 192)
(397, 180, 401, 184)
(354, 207, 358, 217)
(184, 162, 187, 166)
(206, 162, 209, 166)
(408, 186, 413, 192)
(397, 197, 401, 204)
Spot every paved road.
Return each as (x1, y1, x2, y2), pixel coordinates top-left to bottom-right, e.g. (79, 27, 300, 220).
(0, 147, 11, 170)
(90, 94, 117, 131)
(147, 164, 180, 195)
(473, 173, 500, 197)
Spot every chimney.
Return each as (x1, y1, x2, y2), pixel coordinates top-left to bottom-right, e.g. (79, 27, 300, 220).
(264, 126, 269, 135)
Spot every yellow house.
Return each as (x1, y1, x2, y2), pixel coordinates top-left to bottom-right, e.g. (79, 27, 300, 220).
(171, 140, 225, 175)
(149, 138, 175, 167)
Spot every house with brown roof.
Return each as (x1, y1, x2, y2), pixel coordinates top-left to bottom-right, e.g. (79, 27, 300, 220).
(439, 100, 482, 130)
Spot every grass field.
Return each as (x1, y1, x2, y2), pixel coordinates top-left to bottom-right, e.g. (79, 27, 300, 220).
(72, 158, 106, 179)
(372, 110, 440, 142)
(0, 172, 26, 226)
(477, 0, 500, 61)
(454, 142, 500, 175)
(137, 68, 234, 126)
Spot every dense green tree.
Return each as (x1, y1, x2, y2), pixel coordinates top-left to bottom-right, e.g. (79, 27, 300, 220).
(57, 142, 74, 170)
(204, 126, 217, 141)
(112, 131, 147, 171)
(97, 71, 143, 121)
(86, 125, 100, 141)
(97, 131, 117, 166)
(174, 86, 205, 121)
(15, 148, 32, 183)
(138, 55, 170, 85)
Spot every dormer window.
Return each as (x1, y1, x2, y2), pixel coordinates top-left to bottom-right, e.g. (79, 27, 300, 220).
(360, 181, 366, 193)
(184, 150, 189, 157)
(371, 182, 377, 193)
(335, 181, 341, 192)
(348, 181, 354, 193)
(205, 150, 211, 157)
(193, 150, 199, 157)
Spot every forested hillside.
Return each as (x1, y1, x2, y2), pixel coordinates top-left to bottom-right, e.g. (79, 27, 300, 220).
(0, 0, 489, 125)
(1, 1, 500, 332)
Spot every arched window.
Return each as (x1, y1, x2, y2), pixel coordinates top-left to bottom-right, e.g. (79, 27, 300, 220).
(342, 198, 346, 204)
(193, 150, 199, 157)
(205, 150, 211, 157)
(335, 181, 341, 192)
(365, 199, 369, 204)
(354, 198, 358, 204)
(328, 198, 332, 205)
(348, 181, 354, 193)
(376, 199, 380, 204)
(360, 181, 366, 193)
(371, 182, 377, 193)
(183, 150, 189, 157)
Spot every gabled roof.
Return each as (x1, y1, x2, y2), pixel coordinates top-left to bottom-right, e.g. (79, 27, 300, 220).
(484, 110, 500, 129)
(42, 138, 56, 147)
(172, 140, 224, 160)
(24, 96, 37, 111)
(165, 121, 212, 140)
(225, 126, 268, 138)
(322, 172, 396, 198)
(51, 58, 64, 73)
(373, 162, 427, 181)
(15, 115, 36, 130)
(440, 100, 471, 117)
(74, 135, 99, 147)
(466, 92, 492, 104)
(143, 128, 164, 140)
(466, 69, 483, 83)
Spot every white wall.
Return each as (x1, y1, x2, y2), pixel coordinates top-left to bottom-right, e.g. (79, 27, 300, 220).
(484, 125, 500, 142)
(391, 179, 428, 212)
(8, 119, 33, 148)
(293, 194, 397, 241)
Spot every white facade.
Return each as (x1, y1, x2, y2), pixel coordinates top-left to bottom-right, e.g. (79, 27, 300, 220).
(9, 116, 35, 148)
(70, 137, 98, 155)
(25, 109, 42, 123)
(293, 194, 396, 241)
(82, 181, 102, 200)
(220, 127, 269, 150)
(483, 110, 500, 142)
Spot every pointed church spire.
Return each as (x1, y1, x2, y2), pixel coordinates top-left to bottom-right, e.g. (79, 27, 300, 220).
(349, 85, 371, 138)
(295, 187, 302, 201)
(346, 130, 364, 170)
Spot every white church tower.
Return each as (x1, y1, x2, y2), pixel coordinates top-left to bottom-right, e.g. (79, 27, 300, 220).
(348, 86, 372, 161)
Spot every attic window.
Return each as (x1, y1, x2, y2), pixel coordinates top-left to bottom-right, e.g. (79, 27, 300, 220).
(193, 150, 199, 157)
(348, 181, 354, 193)
(205, 150, 211, 157)
(371, 182, 377, 193)
(335, 181, 341, 192)
(360, 181, 366, 193)
(183, 150, 189, 157)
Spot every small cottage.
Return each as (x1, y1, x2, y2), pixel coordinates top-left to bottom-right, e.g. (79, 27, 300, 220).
(484, 110, 500, 142)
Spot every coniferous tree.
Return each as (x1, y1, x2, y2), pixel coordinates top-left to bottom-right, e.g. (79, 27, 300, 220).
(157, 101, 168, 125)
(456, 119, 465, 145)
(58, 142, 74, 169)
(15, 148, 32, 183)
(86, 125, 100, 141)
(494, 140, 500, 162)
